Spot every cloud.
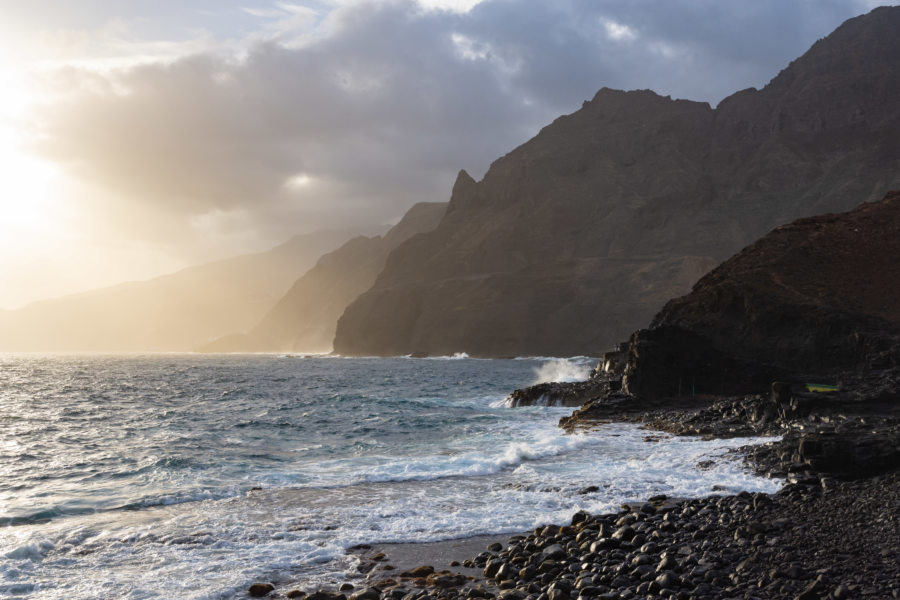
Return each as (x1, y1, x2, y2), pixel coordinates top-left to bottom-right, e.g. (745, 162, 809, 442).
(28, 0, 895, 248)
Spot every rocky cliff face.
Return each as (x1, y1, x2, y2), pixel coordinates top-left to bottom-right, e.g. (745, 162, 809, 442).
(203, 202, 447, 353)
(621, 190, 900, 398)
(545, 191, 900, 483)
(333, 6, 900, 358)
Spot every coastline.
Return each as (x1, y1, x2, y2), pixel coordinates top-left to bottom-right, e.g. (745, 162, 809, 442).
(343, 470, 897, 600)
(253, 385, 898, 600)
(259, 452, 897, 600)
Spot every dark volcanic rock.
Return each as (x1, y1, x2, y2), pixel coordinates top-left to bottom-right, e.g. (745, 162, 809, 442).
(305, 591, 346, 600)
(624, 190, 900, 399)
(540, 190, 900, 420)
(542, 191, 900, 480)
(333, 7, 900, 358)
(399, 565, 436, 579)
(466, 473, 900, 600)
(248, 583, 275, 597)
(505, 379, 607, 407)
(620, 326, 792, 399)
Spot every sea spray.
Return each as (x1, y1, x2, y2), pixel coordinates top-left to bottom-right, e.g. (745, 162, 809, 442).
(531, 357, 594, 384)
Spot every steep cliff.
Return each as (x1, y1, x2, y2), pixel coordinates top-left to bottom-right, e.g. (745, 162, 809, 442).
(622, 190, 900, 397)
(202, 202, 447, 353)
(333, 6, 900, 357)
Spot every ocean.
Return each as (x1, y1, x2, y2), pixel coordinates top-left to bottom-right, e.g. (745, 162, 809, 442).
(0, 355, 780, 599)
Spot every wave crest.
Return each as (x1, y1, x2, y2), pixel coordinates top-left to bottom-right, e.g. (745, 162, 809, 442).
(531, 358, 593, 384)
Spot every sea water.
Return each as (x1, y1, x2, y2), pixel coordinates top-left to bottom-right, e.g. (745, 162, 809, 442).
(0, 355, 780, 599)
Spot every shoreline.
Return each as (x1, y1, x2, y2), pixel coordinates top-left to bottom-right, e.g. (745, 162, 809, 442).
(242, 360, 899, 600)
(258, 470, 897, 600)
(249, 391, 898, 600)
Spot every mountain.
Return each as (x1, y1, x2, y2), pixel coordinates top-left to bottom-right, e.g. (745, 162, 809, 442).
(202, 202, 447, 353)
(537, 190, 900, 408)
(534, 191, 900, 483)
(333, 6, 900, 358)
(621, 190, 900, 398)
(0, 230, 367, 352)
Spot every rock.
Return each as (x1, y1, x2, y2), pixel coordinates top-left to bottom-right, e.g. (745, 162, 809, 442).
(639, 503, 656, 515)
(656, 556, 677, 572)
(571, 511, 590, 526)
(349, 588, 381, 600)
(483, 559, 502, 578)
(286, 592, 307, 599)
(306, 593, 346, 600)
(611, 527, 635, 542)
(547, 588, 569, 600)
(654, 572, 679, 590)
(426, 573, 467, 588)
(832, 585, 851, 600)
(795, 586, 820, 600)
(630, 554, 651, 566)
(248, 583, 275, 597)
(340, 584, 355, 592)
(541, 544, 567, 561)
(495, 563, 514, 581)
(639, 542, 658, 554)
(399, 565, 435, 579)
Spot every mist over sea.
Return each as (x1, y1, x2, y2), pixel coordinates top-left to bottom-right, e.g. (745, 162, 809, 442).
(0, 355, 780, 599)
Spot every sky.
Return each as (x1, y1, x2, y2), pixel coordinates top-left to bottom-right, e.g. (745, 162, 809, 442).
(0, 0, 893, 309)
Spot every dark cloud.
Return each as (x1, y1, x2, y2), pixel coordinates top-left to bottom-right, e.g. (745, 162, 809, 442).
(31, 0, 891, 246)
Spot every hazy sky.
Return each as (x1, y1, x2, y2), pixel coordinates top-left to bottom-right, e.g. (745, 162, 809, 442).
(0, 0, 892, 308)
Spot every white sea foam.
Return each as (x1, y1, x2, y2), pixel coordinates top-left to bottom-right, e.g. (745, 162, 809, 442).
(1, 424, 781, 600)
(0, 356, 782, 600)
(354, 428, 605, 483)
(423, 352, 472, 360)
(531, 357, 594, 384)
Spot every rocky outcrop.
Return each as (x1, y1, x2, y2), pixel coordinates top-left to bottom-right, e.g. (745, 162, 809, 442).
(622, 190, 900, 399)
(202, 202, 446, 353)
(530, 191, 900, 483)
(0, 230, 361, 352)
(520, 190, 900, 405)
(505, 379, 609, 408)
(334, 7, 900, 357)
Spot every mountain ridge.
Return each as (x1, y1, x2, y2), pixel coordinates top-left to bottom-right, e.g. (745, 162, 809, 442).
(202, 201, 447, 353)
(0, 229, 370, 352)
(333, 6, 900, 358)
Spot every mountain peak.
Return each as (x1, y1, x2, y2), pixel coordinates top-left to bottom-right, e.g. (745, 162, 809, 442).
(448, 169, 478, 213)
(761, 5, 900, 98)
(333, 9, 900, 358)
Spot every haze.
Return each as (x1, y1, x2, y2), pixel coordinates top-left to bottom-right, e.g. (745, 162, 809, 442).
(0, 0, 891, 310)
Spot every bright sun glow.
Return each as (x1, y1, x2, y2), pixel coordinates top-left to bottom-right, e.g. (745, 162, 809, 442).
(0, 72, 62, 250)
